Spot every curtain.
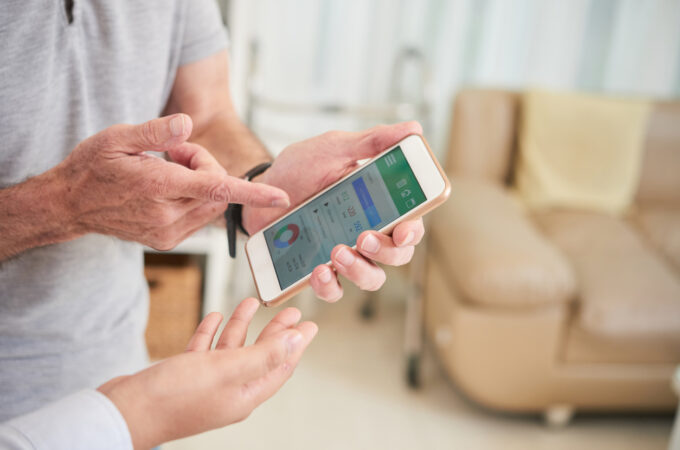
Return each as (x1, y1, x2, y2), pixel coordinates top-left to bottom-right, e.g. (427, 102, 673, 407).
(223, 0, 680, 157)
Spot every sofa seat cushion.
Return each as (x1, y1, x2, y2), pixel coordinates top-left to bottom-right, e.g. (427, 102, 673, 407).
(429, 176, 575, 308)
(564, 321, 680, 365)
(535, 211, 680, 338)
(632, 206, 680, 272)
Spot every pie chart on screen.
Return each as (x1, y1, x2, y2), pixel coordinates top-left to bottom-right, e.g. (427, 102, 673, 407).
(273, 223, 300, 248)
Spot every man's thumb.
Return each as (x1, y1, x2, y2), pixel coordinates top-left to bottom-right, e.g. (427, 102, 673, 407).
(126, 114, 193, 152)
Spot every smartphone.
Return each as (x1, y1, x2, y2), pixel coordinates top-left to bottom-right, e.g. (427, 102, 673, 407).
(245, 134, 450, 307)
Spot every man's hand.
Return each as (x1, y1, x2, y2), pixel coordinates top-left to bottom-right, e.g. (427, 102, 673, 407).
(98, 298, 317, 449)
(242, 122, 426, 302)
(52, 114, 289, 250)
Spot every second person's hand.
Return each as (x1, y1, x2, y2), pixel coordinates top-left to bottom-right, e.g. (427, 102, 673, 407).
(241, 122, 426, 302)
(98, 298, 317, 449)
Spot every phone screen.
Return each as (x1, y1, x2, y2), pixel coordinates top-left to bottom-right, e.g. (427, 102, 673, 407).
(263, 146, 426, 289)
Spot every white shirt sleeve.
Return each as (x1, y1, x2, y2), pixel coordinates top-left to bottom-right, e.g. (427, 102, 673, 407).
(0, 390, 132, 450)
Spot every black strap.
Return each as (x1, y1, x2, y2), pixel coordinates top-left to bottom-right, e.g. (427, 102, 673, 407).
(225, 162, 272, 258)
(64, 0, 74, 24)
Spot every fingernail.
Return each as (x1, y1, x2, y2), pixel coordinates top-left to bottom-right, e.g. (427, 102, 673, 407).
(400, 231, 415, 246)
(319, 267, 332, 284)
(286, 330, 303, 354)
(361, 234, 380, 254)
(335, 247, 355, 267)
(169, 115, 185, 137)
(272, 197, 290, 208)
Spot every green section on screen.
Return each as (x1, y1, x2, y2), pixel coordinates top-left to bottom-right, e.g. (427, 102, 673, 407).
(376, 146, 427, 215)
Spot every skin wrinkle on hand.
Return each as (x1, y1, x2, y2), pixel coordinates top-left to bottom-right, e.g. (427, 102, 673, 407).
(40, 114, 287, 251)
(0, 111, 291, 261)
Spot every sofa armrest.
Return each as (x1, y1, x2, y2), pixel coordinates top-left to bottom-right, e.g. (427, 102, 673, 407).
(429, 176, 576, 307)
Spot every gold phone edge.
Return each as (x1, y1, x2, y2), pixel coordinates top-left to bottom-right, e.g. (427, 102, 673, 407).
(246, 133, 451, 308)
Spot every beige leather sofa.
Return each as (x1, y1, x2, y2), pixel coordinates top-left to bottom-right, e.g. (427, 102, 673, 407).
(424, 89, 680, 422)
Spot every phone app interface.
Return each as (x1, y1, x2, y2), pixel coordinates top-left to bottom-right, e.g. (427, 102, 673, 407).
(264, 146, 426, 289)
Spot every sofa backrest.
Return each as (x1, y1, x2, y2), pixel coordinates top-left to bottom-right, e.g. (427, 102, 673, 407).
(446, 89, 680, 203)
(445, 89, 520, 185)
(636, 101, 680, 206)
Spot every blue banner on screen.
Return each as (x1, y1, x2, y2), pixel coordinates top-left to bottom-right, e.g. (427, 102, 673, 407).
(352, 177, 382, 227)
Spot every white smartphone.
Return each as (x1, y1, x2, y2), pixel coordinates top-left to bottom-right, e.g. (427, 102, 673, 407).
(245, 134, 450, 307)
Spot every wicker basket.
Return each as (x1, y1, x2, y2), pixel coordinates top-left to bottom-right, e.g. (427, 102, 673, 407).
(144, 257, 202, 360)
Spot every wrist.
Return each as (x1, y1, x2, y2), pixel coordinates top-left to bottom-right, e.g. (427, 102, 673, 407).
(42, 165, 86, 237)
(98, 378, 158, 450)
(0, 167, 83, 260)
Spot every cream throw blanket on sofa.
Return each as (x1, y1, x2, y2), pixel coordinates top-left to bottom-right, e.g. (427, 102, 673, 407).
(516, 90, 651, 215)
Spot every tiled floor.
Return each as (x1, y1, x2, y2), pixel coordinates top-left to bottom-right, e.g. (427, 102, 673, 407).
(165, 278, 674, 450)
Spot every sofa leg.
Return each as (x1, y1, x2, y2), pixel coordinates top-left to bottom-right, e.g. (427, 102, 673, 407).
(406, 353, 421, 388)
(359, 291, 378, 320)
(404, 244, 427, 389)
(543, 405, 575, 427)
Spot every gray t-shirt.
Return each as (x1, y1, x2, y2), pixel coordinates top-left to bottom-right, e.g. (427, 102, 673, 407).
(0, 0, 227, 421)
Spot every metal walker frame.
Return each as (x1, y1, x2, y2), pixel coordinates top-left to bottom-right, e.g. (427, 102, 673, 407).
(243, 40, 433, 387)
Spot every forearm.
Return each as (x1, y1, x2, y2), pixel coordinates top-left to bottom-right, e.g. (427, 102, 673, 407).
(0, 167, 81, 262)
(190, 112, 271, 177)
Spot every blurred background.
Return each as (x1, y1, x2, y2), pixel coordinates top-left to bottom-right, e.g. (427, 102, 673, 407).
(145, 0, 680, 449)
(222, 0, 680, 155)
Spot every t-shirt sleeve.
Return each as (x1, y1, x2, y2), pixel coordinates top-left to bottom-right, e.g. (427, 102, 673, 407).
(0, 390, 132, 450)
(179, 0, 229, 66)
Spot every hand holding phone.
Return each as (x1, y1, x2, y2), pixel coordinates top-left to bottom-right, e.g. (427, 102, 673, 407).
(243, 124, 450, 306)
